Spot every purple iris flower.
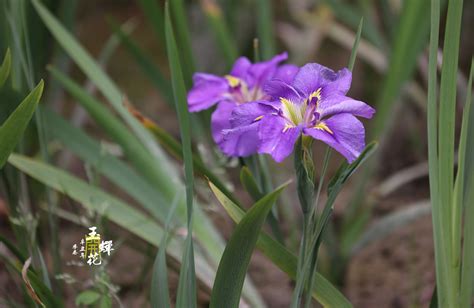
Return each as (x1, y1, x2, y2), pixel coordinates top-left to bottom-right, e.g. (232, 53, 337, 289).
(187, 52, 298, 156)
(223, 63, 375, 163)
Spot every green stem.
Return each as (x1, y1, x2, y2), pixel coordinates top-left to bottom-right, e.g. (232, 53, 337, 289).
(291, 138, 316, 307)
(291, 212, 311, 308)
(303, 148, 332, 308)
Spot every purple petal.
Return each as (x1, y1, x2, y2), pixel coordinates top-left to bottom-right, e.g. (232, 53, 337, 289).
(220, 123, 261, 157)
(303, 113, 365, 163)
(293, 63, 352, 98)
(258, 115, 302, 162)
(187, 73, 229, 112)
(273, 64, 299, 83)
(230, 57, 252, 79)
(318, 94, 375, 119)
(216, 101, 276, 157)
(211, 101, 237, 145)
(322, 68, 352, 95)
(229, 101, 277, 127)
(264, 79, 303, 102)
(246, 52, 288, 88)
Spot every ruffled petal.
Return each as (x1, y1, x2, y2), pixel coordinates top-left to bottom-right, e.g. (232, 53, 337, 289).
(220, 123, 261, 157)
(211, 101, 237, 146)
(318, 94, 375, 119)
(230, 57, 252, 79)
(293, 63, 351, 97)
(216, 101, 276, 157)
(246, 52, 288, 88)
(274, 64, 299, 83)
(187, 73, 229, 112)
(264, 79, 303, 102)
(229, 101, 277, 127)
(303, 113, 365, 163)
(322, 68, 352, 95)
(258, 115, 302, 162)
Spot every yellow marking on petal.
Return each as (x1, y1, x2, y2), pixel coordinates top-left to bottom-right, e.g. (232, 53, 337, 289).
(314, 122, 333, 134)
(254, 115, 264, 122)
(225, 75, 241, 88)
(282, 123, 294, 133)
(308, 88, 322, 102)
(280, 97, 302, 124)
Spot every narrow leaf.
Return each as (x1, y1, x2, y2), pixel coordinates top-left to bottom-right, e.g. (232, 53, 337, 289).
(7, 154, 227, 300)
(348, 18, 363, 71)
(165, 3, 196, 307)
(256, 0, 276, 59)
(0, 48, 11, 88)
(209, 182, 352, 308)
(459, 60, 474, 308)
(240, 166, 263, 200)
(32, 0, 165, 162)
(151, 194, 181, 308)
(0, 255, 62, 308)
(47, 67, 173, 194)
(210, 183, 287, 308)
(42, 107, 169, 222)
(0, 80, 43, 168)
(169, 0, 195, 87)
(437, 0, 464, 305)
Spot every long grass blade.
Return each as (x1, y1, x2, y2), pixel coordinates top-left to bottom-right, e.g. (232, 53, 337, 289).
(210, 183, 287, 308)
(7, 154, 218, 294)
(151, 193, 181, 308)
(0, 255, 62, 307)
(41, 107, 169, 222)
(47, 67, 175, 193)
(256, 0, 276, 60)
(0, 48, 11, 88)
(348, 18, 363, 72)
(459, 60, 474, 308)
(169, 0, 195, 88)
(0, 80, 43, 168)
(209, 182, 352, 308)
(426, 0, 447, 305)
(47, 68, 243, 301)
(438, 0, 463, 304)
(165, 3, 197, 306)
(31, 0, 166, 163)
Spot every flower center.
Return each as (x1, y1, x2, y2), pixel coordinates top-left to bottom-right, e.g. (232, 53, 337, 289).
(225, 75, 266, 104)
(280, 88, 321, 126)
(277, 88, 333, 134)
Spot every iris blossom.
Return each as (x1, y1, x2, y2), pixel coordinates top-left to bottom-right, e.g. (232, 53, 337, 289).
(187, 52, 298, 156)
(223, 63, 375, 163)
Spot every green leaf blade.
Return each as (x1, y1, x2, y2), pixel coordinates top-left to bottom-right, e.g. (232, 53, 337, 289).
(165, 2, 196, 307)
(210, 183, 287, 308)
(0, 48, 11, 88)
(0, 80, 43, 168)
(459, 60, 474, 308)
(209, 182, 352, 308)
